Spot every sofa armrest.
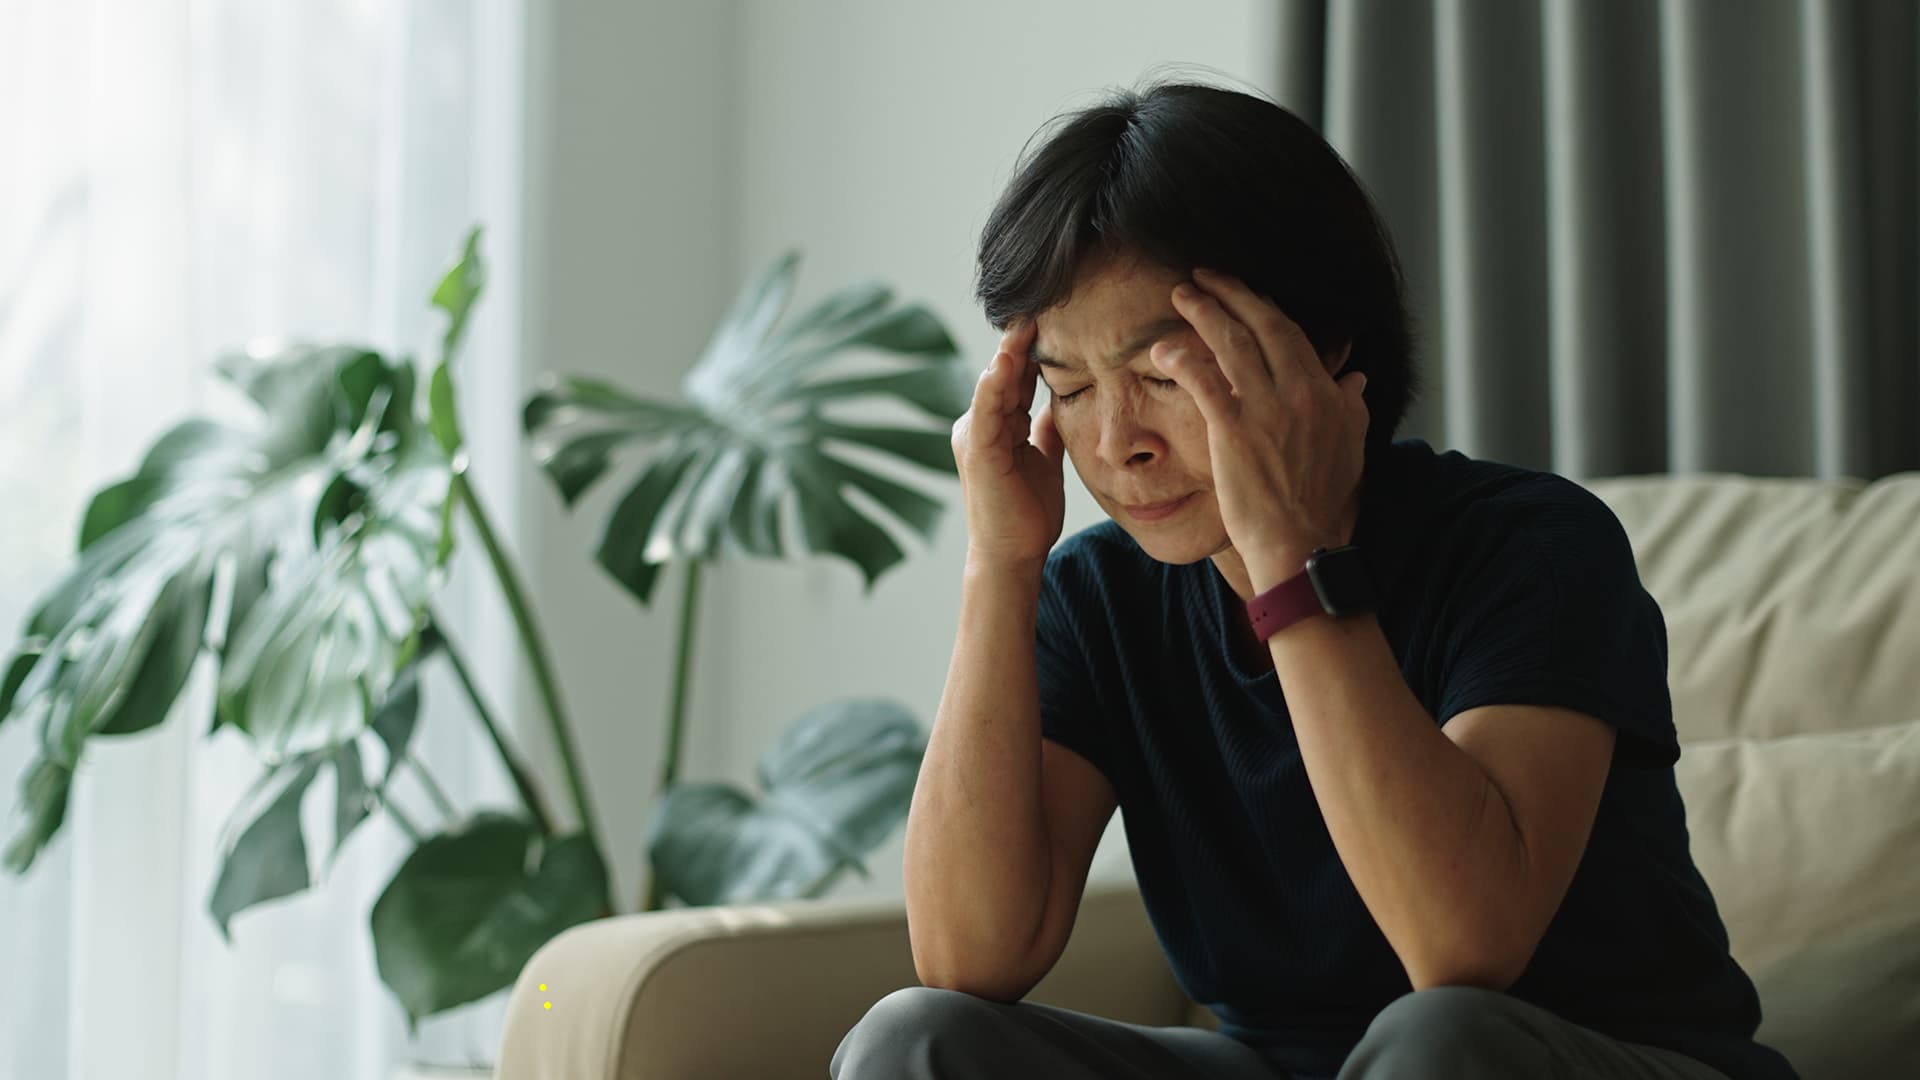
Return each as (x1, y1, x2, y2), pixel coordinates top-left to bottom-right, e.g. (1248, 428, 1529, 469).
(496, 881, 1185, 1080)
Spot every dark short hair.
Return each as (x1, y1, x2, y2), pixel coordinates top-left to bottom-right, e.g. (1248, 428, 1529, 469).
(974, 81, 1422, 452)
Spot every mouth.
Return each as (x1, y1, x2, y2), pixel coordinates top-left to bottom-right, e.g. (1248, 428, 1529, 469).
(1120, 493, 1196, 523)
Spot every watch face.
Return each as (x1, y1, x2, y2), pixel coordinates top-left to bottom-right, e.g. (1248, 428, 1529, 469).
(1306, 546, 1378, 615)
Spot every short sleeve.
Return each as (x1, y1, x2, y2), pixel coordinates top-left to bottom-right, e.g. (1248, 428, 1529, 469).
(1035, 556, 1116, 781)
(1433, 485, 1680, 768)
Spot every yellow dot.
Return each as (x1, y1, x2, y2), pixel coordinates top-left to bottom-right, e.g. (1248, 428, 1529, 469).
(539, 983, 548, 991)
(543, 1002, 552, 1010)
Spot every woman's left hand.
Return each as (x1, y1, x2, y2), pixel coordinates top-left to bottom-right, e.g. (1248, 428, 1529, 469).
(1158, 267, 1371, 591)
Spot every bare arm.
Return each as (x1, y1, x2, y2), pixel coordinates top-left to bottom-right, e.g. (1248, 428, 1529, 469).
(907, 323, 1116, 1001)
(904, 561, 1115, 1001)
(1261, 605, 1614, 991)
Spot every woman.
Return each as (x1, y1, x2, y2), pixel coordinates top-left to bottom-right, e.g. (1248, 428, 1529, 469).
(832, 81, 1796, 1080)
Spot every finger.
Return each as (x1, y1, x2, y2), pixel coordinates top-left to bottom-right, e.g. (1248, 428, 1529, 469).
(1152, 340, 1237, 427)
(1015, 356, 1040, 416)
(1190, 268, 1324, 384)
(1171, 280, 1270, 394)
(966, 355, 1013, 453)
(1000, 320, 1040, 416)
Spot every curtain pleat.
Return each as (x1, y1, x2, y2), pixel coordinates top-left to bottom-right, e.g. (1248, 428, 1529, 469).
(1280, 0, 1920, 480)
(1434, 0, 1550, 466)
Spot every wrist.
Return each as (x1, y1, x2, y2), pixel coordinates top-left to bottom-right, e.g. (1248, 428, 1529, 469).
(963, 549, 1048, 588)
(1246, 548, 1317, 595)
(1244, 543, 1379, 642)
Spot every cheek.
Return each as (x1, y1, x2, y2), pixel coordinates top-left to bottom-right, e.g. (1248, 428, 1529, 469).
(1052, 409, 1096, 453)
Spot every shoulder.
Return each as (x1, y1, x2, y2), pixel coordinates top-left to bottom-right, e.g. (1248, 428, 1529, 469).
(1414, 447, 1640, 585)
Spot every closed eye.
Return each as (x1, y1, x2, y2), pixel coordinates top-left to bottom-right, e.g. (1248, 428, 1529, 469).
(1052, 377, 1179, 405)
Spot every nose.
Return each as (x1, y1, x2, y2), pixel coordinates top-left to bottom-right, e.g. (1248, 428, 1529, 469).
(1093, 390, 1161, 470)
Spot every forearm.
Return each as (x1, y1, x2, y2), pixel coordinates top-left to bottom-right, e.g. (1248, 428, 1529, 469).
(1265, 611, 1531, 989)
(904, 557, 1052, 991)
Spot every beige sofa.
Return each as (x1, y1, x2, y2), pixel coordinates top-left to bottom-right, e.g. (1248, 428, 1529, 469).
(496, 471, 1920, 1080)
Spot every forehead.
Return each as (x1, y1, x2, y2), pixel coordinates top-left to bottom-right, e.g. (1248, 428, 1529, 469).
(1030, 259, 1189, 371)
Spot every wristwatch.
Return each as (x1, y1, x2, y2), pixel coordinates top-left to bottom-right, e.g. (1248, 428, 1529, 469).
(1245, 545, 1378, 642)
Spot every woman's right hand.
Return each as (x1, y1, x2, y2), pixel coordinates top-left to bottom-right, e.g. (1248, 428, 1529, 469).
(951, 320, 1066, 572)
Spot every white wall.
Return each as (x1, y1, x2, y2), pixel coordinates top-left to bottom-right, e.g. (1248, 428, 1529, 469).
(523, 0, 1277, 908)
(521, 0, 743, 908)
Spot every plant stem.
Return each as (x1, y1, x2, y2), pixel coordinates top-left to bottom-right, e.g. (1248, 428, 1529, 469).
(405, 754, 459, 825)
(642, 558, 704, 913)
(433, 613, 558, 836)
(663, 558, 703, 793)
(450, 470, 603, 860)
(378, 786, 425, 843)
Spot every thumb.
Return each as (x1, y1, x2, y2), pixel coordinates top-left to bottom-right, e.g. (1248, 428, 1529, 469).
(1030, 404, 1065, 471)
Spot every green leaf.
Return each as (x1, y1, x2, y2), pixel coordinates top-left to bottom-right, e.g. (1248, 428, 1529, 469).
(691, 250, 801, 389)
(330, 740, 372, 866)
(821, 302, 957, 357)
(813, 421, 958, 474)
(786, 366, 973, 420)
(647, 698, 924, 906)
(791, 449, 944, 542)
(592, 444, 701, 606)
(766, 281, 891, 348)
(370, 657, 425, 783)
(528, 253, 966, 594)
(370, 815, 607, 1026)
(0, 291, 463, 863)
(218, 435, 450, 759)
(533, 430, 641, 507)
(96, 569, 212, 735)
(1, 645, 43, 726)
(428, 362, 463, 456)
(208, 757, 323, 938)
(726, 453, 785, 559)
(431, 226, 487, 366)
(676, 444, 755, 559)
(336, 349, 415, 439)
(787, 466, 905, 590)
(2, 759, 73, 873)
(523, 384, 699, 505)
(78, 472, 170, 552)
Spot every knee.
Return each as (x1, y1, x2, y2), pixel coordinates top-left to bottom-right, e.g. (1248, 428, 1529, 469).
(831, 986, 1010, 1079)
(1340, 987, 1543, 1079)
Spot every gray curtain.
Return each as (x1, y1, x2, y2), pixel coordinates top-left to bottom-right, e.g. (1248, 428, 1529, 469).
(1273, 0, 1919, 481)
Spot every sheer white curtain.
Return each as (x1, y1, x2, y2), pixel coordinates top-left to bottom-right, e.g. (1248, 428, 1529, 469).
(0, 1, 530, 1077)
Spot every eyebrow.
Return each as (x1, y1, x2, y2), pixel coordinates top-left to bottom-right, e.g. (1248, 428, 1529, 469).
(1031, 316, 1188, 373)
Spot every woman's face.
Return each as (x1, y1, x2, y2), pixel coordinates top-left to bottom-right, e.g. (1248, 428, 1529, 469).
(1030, 255, 1230, 566)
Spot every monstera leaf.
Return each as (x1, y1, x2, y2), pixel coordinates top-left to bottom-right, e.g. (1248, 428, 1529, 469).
(206, 643, 429, 937)
(646, 698, 926, 906)
(0, 232, 487, 873)
(524, 251, 969, 605)
(370, 812, 609, 1027)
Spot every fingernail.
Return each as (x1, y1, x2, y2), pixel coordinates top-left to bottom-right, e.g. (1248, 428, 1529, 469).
(1173, 283, 1198, 301)
(1192, 267, 1219, 279)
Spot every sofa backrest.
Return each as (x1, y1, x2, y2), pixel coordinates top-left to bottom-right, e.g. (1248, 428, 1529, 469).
(1588, 470, 1920, 1078)
(1586, 472, 1920, 743)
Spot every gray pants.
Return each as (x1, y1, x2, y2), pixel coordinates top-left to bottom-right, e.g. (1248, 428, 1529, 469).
(830, 985, 1733, 1079)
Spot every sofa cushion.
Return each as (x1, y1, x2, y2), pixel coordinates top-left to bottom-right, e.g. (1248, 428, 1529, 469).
(1673, 717, 1920, 1073)
(1589, 473, 1920, 744)
(1745, 917, 1920, 1080)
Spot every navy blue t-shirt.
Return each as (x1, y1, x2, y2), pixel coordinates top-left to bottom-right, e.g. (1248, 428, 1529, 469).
(1034, 439, 1796, 1079)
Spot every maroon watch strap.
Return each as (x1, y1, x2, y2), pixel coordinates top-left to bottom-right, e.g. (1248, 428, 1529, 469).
(1245, 565, 1327, 642)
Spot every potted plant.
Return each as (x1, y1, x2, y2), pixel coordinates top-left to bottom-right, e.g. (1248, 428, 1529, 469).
(0, 229, 969, 1062)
